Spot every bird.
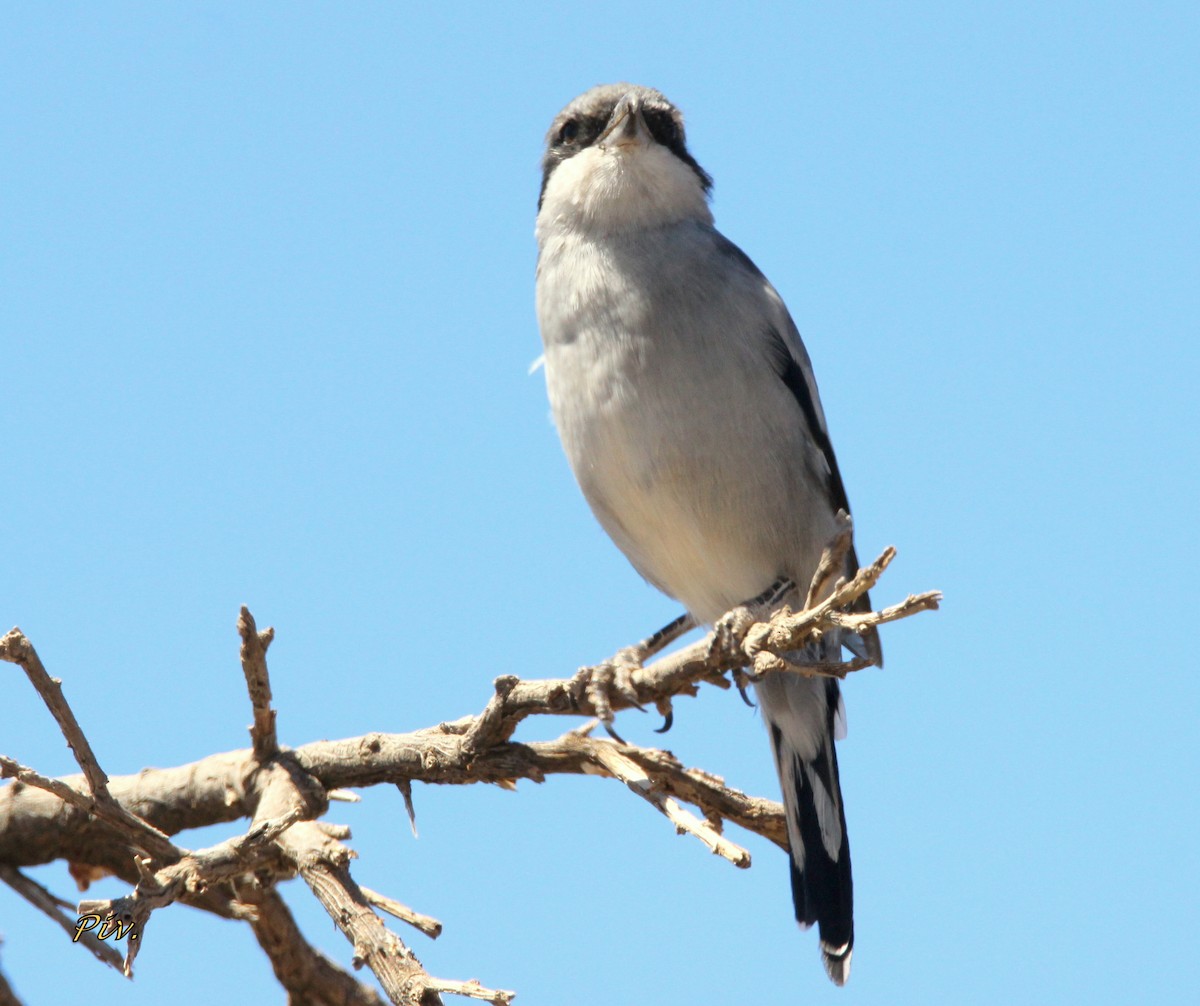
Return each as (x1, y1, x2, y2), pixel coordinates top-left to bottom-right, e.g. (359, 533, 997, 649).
(533, 83, 880, 986)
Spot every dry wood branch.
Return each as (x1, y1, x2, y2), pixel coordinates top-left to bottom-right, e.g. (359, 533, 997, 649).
(615, 745, 789, 851)
(0, 750, 254, 873)
(249, 757, 330, 833)
(744, 548, 941, 664)
(828, 590, 944, 633)
(0, 629, 111, 799)
(2, 544, 931, 866)
(0, 630, 179, 863)
(279, 820, 511, 1003)
(749, 653, 875, 681)
(586, 738, 751, 866)
(419, 979, 515, 1005)
(0, 756, 182, 867)
(280, 822, 447, 1005)
(496, 547, 932, 730)
(0, 956, 19, 1006)
(0, 550, 938, 1004)
(362, 887, 443, 939)
(0, 756, 108, 818)
(239, 606, 279, 760)
(241, 884, 387, 1006)
(461, 675, 519, 757)
(0, 755, 180, 865)
(75, 800, 306, 975)
(0, 865, 125, 973)
(805, 511, 854, 609)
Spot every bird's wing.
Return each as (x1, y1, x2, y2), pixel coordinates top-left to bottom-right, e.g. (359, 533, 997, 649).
(710, 228, 882, 666)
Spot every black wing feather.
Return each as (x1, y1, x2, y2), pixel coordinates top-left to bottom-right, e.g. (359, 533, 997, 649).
(712, 229, 881, 662)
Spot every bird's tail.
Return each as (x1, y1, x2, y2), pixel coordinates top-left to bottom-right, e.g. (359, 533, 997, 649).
(757, 672, 854, 985)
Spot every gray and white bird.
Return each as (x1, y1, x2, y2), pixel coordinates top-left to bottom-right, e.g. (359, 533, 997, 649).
(534, 83, 880, 985)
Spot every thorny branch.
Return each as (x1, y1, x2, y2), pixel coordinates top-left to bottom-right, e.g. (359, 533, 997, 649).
(0, 545, 938, 1004)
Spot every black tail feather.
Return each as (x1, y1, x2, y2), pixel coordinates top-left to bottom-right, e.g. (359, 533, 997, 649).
(767, 677, 854, 985)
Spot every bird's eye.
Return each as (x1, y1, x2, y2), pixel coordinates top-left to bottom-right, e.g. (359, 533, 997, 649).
(645, 110, 680, 147)
(557, 120, 579, 145)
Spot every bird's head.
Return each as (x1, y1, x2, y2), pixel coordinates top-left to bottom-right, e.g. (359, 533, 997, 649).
(536, 84, 713, 238)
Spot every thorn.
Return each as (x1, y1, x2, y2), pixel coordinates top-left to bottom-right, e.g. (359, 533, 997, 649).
(396, 780, 418, 838)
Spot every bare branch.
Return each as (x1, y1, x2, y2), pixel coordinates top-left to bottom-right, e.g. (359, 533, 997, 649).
(0, 956, 21, 1006)
(586, 739, 752, 867)
(419, 978, 515, 1005)
(361, 887, 443, 939)
(241, 884, 387, 1006)
(748, 653, 875, 682)
(805, 511, 854, 609)
(0, 756, 104, 817)
(0, 750, 253, 875)
(0, 629, 114, 800)
(73, 751, 336, 975)
(494, 549, 921, 729)
(238, 607, 279, 761)
(614, 744, 789, 852)
(0, 754, 182, 865)
(746, 547, 935, 656)
(280, 822, 443, 1005)
(0, 630, 181, 864)
(829, 590, 944, 632)
(461, 675, 520, 757)
(0, 548, 938, 1003)
(0, 865, 125, 973)
(75, 810, 300, 975)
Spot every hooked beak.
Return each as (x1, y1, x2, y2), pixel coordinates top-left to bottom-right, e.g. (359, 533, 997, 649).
(597, 93, 650, 150)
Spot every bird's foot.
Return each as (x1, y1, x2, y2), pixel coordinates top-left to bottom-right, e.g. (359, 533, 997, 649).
(573, 612, 697, 739)
(707, 576, 797, 705)
(708, 604, 758, 662)
(571, 645, 646, 743)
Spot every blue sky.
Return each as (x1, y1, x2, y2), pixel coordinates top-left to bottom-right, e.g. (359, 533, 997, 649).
(2, 3, 1197, 1004)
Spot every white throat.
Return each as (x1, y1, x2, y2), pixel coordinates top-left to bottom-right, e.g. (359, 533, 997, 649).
(536, 142, 712, 244)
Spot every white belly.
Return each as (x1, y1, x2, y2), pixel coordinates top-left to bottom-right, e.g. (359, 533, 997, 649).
(544, 324, 835, 623)
(536, 225, 838, 623)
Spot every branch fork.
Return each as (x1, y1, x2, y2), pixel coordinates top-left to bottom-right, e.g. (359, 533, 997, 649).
(1, 538, 938, 1004)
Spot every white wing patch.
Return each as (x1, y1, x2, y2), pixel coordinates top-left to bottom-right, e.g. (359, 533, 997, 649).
(833, 690, 848, 741)
(805, 757, 844, 862)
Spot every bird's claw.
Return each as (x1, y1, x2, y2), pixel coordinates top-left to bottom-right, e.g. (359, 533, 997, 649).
(708, 576, 794, 704)
(705, 608, 760, 708)
(706, 605, 757, 662)
(653, 699, 674, 733)
(572, 645, 646, 742)
(733, 668, 759, 707)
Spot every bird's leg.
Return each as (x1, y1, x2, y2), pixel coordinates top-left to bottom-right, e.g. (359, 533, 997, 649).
(710, 575, 797, 658)
(637, 611, 697, 659)
(634, 612, 696, 733)
(572, 611, 697, 741)
(708, 576, 797, 704)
